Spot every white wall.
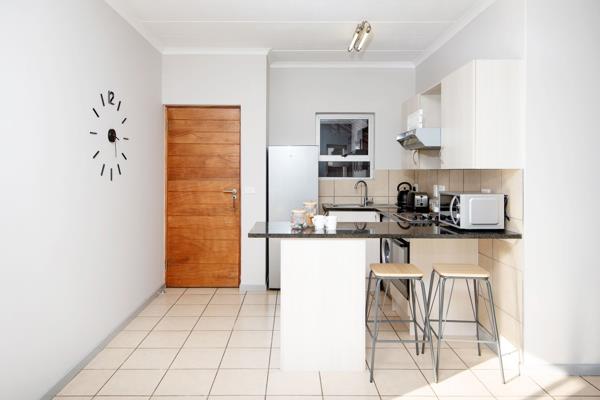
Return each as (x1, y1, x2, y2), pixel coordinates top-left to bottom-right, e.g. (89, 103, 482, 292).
(0, 1, 163, 399)
(268, 66, 414, 169)
(524, 0, 600, 371)
(162, 54, 268, 288)
(415, 0, 525, 92)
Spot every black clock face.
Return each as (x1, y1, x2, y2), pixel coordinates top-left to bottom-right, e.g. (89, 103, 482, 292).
(89, 90, 130, 181)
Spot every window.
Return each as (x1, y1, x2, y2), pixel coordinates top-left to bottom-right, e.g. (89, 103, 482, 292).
(316, 113, 374, 179)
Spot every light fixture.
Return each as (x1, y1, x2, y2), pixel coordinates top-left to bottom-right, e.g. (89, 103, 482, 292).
(347, 21, 372, 52)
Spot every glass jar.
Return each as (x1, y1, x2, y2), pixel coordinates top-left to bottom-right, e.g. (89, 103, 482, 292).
(303, 201, 318, 226)
(291, 209, 307, 230)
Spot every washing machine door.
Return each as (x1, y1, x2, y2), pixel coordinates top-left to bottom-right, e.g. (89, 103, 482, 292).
(381, 238, 393, 263)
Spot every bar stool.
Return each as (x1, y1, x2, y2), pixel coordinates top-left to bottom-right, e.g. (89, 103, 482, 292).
(425, 263, 505, 383)
(365, 263, 436, 383)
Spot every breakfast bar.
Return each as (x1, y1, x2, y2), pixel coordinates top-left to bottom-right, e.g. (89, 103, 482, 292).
(249, 221, 521, 371)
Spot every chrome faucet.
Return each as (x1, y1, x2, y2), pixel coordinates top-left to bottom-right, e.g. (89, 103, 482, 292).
(354, 180, 369, 207)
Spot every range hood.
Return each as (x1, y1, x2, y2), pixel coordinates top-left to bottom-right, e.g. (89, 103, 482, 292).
(396, 128, 441, 150)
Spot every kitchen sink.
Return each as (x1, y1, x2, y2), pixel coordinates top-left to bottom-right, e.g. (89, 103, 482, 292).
(326, 204, 378, 211)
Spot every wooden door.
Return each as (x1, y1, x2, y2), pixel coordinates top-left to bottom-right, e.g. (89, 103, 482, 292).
(166, 106, 240, 287)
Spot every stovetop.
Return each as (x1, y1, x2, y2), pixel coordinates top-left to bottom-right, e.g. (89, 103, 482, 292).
(392, 212, 437, 225)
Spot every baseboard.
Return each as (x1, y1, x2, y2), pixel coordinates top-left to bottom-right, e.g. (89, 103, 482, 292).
(523, 363, 600, 376)
(42, 284, 166, 400)
(240, 283, 267, 291)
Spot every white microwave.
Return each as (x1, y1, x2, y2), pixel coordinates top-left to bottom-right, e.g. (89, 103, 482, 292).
(439, 192, 505, 230)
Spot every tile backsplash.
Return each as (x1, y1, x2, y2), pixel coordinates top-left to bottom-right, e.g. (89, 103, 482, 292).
(319, 168, 525, 355)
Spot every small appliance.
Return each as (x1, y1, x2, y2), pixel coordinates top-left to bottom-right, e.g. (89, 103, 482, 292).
(395, 181, 412, 211)
(407, 191, 429, 213)
(439, 192, 505, 230)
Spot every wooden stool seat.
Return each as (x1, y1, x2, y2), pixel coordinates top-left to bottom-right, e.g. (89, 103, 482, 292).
(369, 263, 424, 278)
(433, 263, 490, 279)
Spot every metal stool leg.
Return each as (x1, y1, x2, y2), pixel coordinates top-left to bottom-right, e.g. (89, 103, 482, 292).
(369, 278, 382, 382)
(485, 279, 505, 384)
(365, 270, 373, 322)
(409, 280, 420, 356)
(474, 279, 481, 356)
(419, 279, 437, 383)
(435, 277, 446, 377)
(422, 270, 437, 354)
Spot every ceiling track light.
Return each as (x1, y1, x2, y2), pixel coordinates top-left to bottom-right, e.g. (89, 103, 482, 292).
(347, 21, 372, 52)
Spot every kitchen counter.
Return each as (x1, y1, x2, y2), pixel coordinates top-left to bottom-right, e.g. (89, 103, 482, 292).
(249, 221, 522, 239)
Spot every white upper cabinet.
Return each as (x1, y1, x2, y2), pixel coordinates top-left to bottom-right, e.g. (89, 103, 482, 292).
(440, 60, 523, 169)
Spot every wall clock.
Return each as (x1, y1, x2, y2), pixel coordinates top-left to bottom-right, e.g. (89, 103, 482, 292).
(89, 90, 130, 181)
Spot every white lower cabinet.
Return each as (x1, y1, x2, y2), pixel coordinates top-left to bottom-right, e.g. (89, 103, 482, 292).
(328, 211, 380, 276)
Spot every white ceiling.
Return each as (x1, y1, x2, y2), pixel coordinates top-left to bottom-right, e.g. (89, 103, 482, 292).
(105, 0, 494, 65)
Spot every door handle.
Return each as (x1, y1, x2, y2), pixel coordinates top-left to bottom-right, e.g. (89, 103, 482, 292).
(223, 189, 238, 195)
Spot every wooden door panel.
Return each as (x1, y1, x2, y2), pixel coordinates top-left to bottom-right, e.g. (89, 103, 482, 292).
(167, 155, 239, 169)
(166, 263, 238, 287)
(168, 119, 240, 132)
(167, 107, 240, 120)
(168, 167, 239, 180)
(167, 238, 239, 264)
(168, 143, 239, 156)
(166, 106, 240, 287)
(167, 130, 240, 144)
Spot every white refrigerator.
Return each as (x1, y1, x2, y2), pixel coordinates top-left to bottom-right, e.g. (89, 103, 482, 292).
(267, 146, 319, 289)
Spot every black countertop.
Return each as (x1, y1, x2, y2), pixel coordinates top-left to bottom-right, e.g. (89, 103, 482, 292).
(248, 221, 522, 239)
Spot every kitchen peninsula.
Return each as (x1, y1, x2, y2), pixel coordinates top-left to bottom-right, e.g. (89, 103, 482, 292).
(249, 220, 521, 371)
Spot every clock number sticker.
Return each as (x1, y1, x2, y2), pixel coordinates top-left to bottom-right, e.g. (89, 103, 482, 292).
(89, 90, 130, 181)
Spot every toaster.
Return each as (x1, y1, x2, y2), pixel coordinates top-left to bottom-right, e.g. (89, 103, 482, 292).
(407, 191, 429, 212)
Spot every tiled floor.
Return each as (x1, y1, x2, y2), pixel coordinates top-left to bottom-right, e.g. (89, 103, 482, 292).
(55, 287, 600, 399)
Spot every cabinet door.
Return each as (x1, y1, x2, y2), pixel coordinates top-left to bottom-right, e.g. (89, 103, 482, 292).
(441, 61, 476, 169)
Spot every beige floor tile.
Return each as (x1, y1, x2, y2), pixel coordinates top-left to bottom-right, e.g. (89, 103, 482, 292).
(228, 330, 273, 348)
(53, 397, 93, 400)
(151, 294, 181, 306)
(210, 396, 263, 400)
(530, 374, 600, 397)
(424, 369, 492, 397)
(234, 317, 274, 330)
(274, 317, 280, 330)
(272, 331, 280, 348)
(171, 348, 225, 369)
(216, 288, 247, 295)
(95, 397, 150, 400)
(328, 397, 381, 400)
(177, 294, 213, 305)
(244, 293, 277, 305)
(139, 331, 189, 348)
(186, 288, 217, 295)
(154, 316, 198, 331)
(195, 316, 237, 331)
(366, 347, 419, 369)
(266, 370, 322, 395)
(374, 370, 435, 396)
(453, 346, 518, 370)
(167, 304, 207, 317)
(98, 369, 165, 396)
(84, 348, 133, 369)
(584, 375, 600, 390)
(553, 397, 600, 400)
(106, 331, 148, 348)
(121, 348, 178, 369)
(203, 304, 242, 317)
(220, 348, 270, 369)
(210, 369, 268, 395)
(139, 304, 172, 317)
(270, 348, 280, 369)
(154, 369, 217, 396)
(184, 330, 231, 348)
(365, 330, 405, 348)
(320, 371, 379, 396)
(164, 287, 186, 294)
(209, 294, 245, 305)
(57, 370, 114, 396)
(414, 348, 466, 370)
(125, 317, 160, 331)
(271, 397, 321, 400)
(474, 369, 547, 398)
(150, 396, 204, 400)
(366, 321, 394, 331)
(239, 304, 276, 317)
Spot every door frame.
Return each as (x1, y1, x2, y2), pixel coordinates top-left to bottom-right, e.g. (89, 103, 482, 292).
(163, 104, 242, 287)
